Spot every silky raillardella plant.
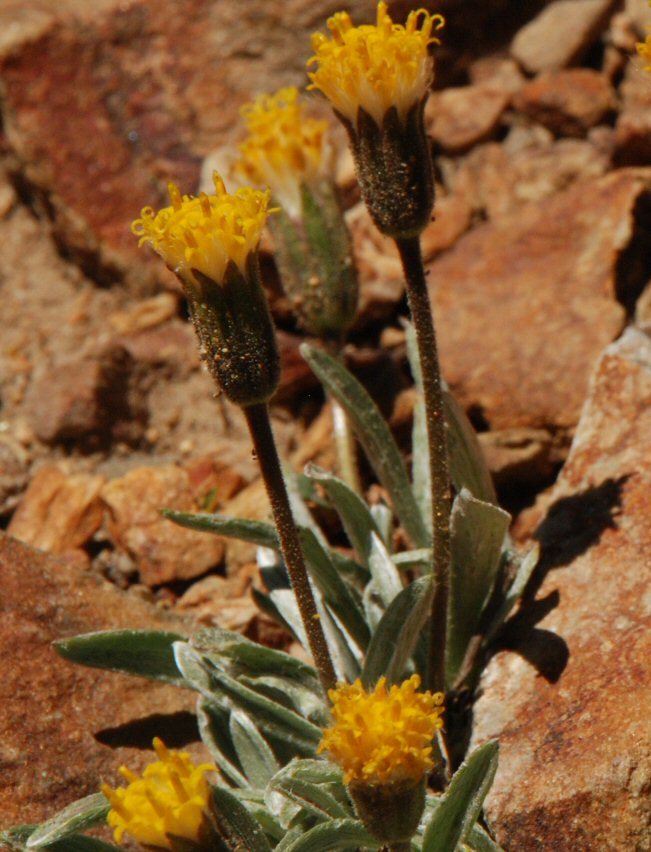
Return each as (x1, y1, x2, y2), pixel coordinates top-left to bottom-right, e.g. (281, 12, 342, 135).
(236, 86, 358, 345)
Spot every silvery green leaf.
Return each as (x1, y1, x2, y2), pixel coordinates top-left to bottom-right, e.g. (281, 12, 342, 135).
(405, 320, 496, 507)
(269, 589, 309, 647)
(162, 509, 279, 548)
(252, 587, 301, 642)
(443, 389, 497, 506)
(447, 491, 510, 686)
(301, 343, 429, 548)
(38, 840, 120, 851)
(298, 526, 370, 651)
(54, 630, 186, 686)
(210, 786, 272, 852)
(368, 532, 403, 608)
(230, 710, 280, 787)
(362, 582, 385, 631)
(361, 576, 434, 687)
(370, 502, 393, 547)
(0, 826, 35, 851)
(412, 395, 432, 532)
(393, 548, 432, 570)
(173, 641, 214, 695)
(268, 760, 351, 823)
(421, 740, 499, 852)
(191, 628, 318, 686)
(197, 700, 248, 788)
(239, 675, 329, 727)
(319, 606, 362, 683)
(485, 544, 540, 644)
(230, 789, 285, 841)
(304, 464, 380, 570)
(277, 818, 381, 851)
(203, 668, 322, 756)
(468, 823, 506, 851)
(26, 795, 109, 848)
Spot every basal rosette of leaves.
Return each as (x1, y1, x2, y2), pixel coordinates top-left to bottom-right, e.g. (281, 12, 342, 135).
(1, 335, 531, 850)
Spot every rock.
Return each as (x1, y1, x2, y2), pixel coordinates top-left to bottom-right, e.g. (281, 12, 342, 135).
(0, 0, 373, 279)
(426, 84, 510, 154)
(0, 534, 196, 826)
(614, 61, 651, 166)
(346, 201, 405, 327)
(183, 453, 246, 510)
(176, 563, 259, 630)
(107, 292, 179, 335)
(101, 464, 225, 586)
(472, 327, 651, 851)
(0, 434, 29, 516)
(450, 132, 610, 223)
(512, 69, 616, 137)
(511, 0, 619, 74)
(429, 169, 651, 432)
(477, 427, 558, 489)
(8, 466, 105, 555)
(24, 344, 148, 446)
(469, 56, 525, 94)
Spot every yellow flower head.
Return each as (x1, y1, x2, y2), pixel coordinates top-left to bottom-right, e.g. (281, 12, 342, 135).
(236, 87, 330, 218)
(101, 737, 215, 849)
(131, 173, 272, 286)
(307, 1, 444, 127)
(318, 675, 444, 785)
(638, 34, 651, 72)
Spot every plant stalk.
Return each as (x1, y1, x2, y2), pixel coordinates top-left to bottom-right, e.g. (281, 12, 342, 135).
(244, 402, 337, 696)
(395, 236, 451, 696)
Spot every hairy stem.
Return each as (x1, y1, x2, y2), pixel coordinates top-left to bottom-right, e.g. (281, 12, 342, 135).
(395, 236, 451, 696)
(244, 402, 337, 696)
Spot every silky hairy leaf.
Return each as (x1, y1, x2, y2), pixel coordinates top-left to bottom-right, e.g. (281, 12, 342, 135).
(422, 740, 499, 852)
(301, 344, 429, 547)
(55, 630, 185, 686)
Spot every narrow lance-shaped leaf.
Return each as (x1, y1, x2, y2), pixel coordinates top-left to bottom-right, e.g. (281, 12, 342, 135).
(210, 786, 273, 852)
(277, 819, 381, 852)
(301, 343, 430, 548)
(229, 710, 281, 788)
(361, 576, 434, 687)
(55, 630, 186, 686)
(447, 490, 510, 687)
(163, 510, 279, 548)
(421, 740, 499, 852)
(304, 463, 381, 570)
(25, 794, 109, 849)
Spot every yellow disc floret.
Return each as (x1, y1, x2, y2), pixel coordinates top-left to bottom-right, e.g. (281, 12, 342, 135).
(638, 34, 651, 72)
(101, 737, 215, 849)
(131, 173, 271, 285)
(307, 1, 444, 127)
(236, 87, 330, 218)
(318, 675, 444, 785)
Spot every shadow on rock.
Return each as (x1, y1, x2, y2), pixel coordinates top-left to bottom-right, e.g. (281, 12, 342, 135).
(95, 710, 199, 750)
(496, 475, 628, 683)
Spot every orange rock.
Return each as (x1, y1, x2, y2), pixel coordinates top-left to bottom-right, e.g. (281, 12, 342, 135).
(101, 464, 224, 586)
(0, 534, 195, 826)
(8, 466, 105, 553)
(426, 84, 510, 154)
(512, 69, 616, 137)
(430, 169, 651, 432)
(472, 327, 651, 850)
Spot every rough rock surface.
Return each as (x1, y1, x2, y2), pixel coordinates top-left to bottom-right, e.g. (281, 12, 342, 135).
(512, 69, 616, 137)
(8, 466, 105, 556)
(430, 169, 651, 431)
(472, 327, 651, 851)
(101, 463, 226, 586)
(511, 0, 620, 73)
(0, 534, 196, 826)
(426, 83, 510, 153)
